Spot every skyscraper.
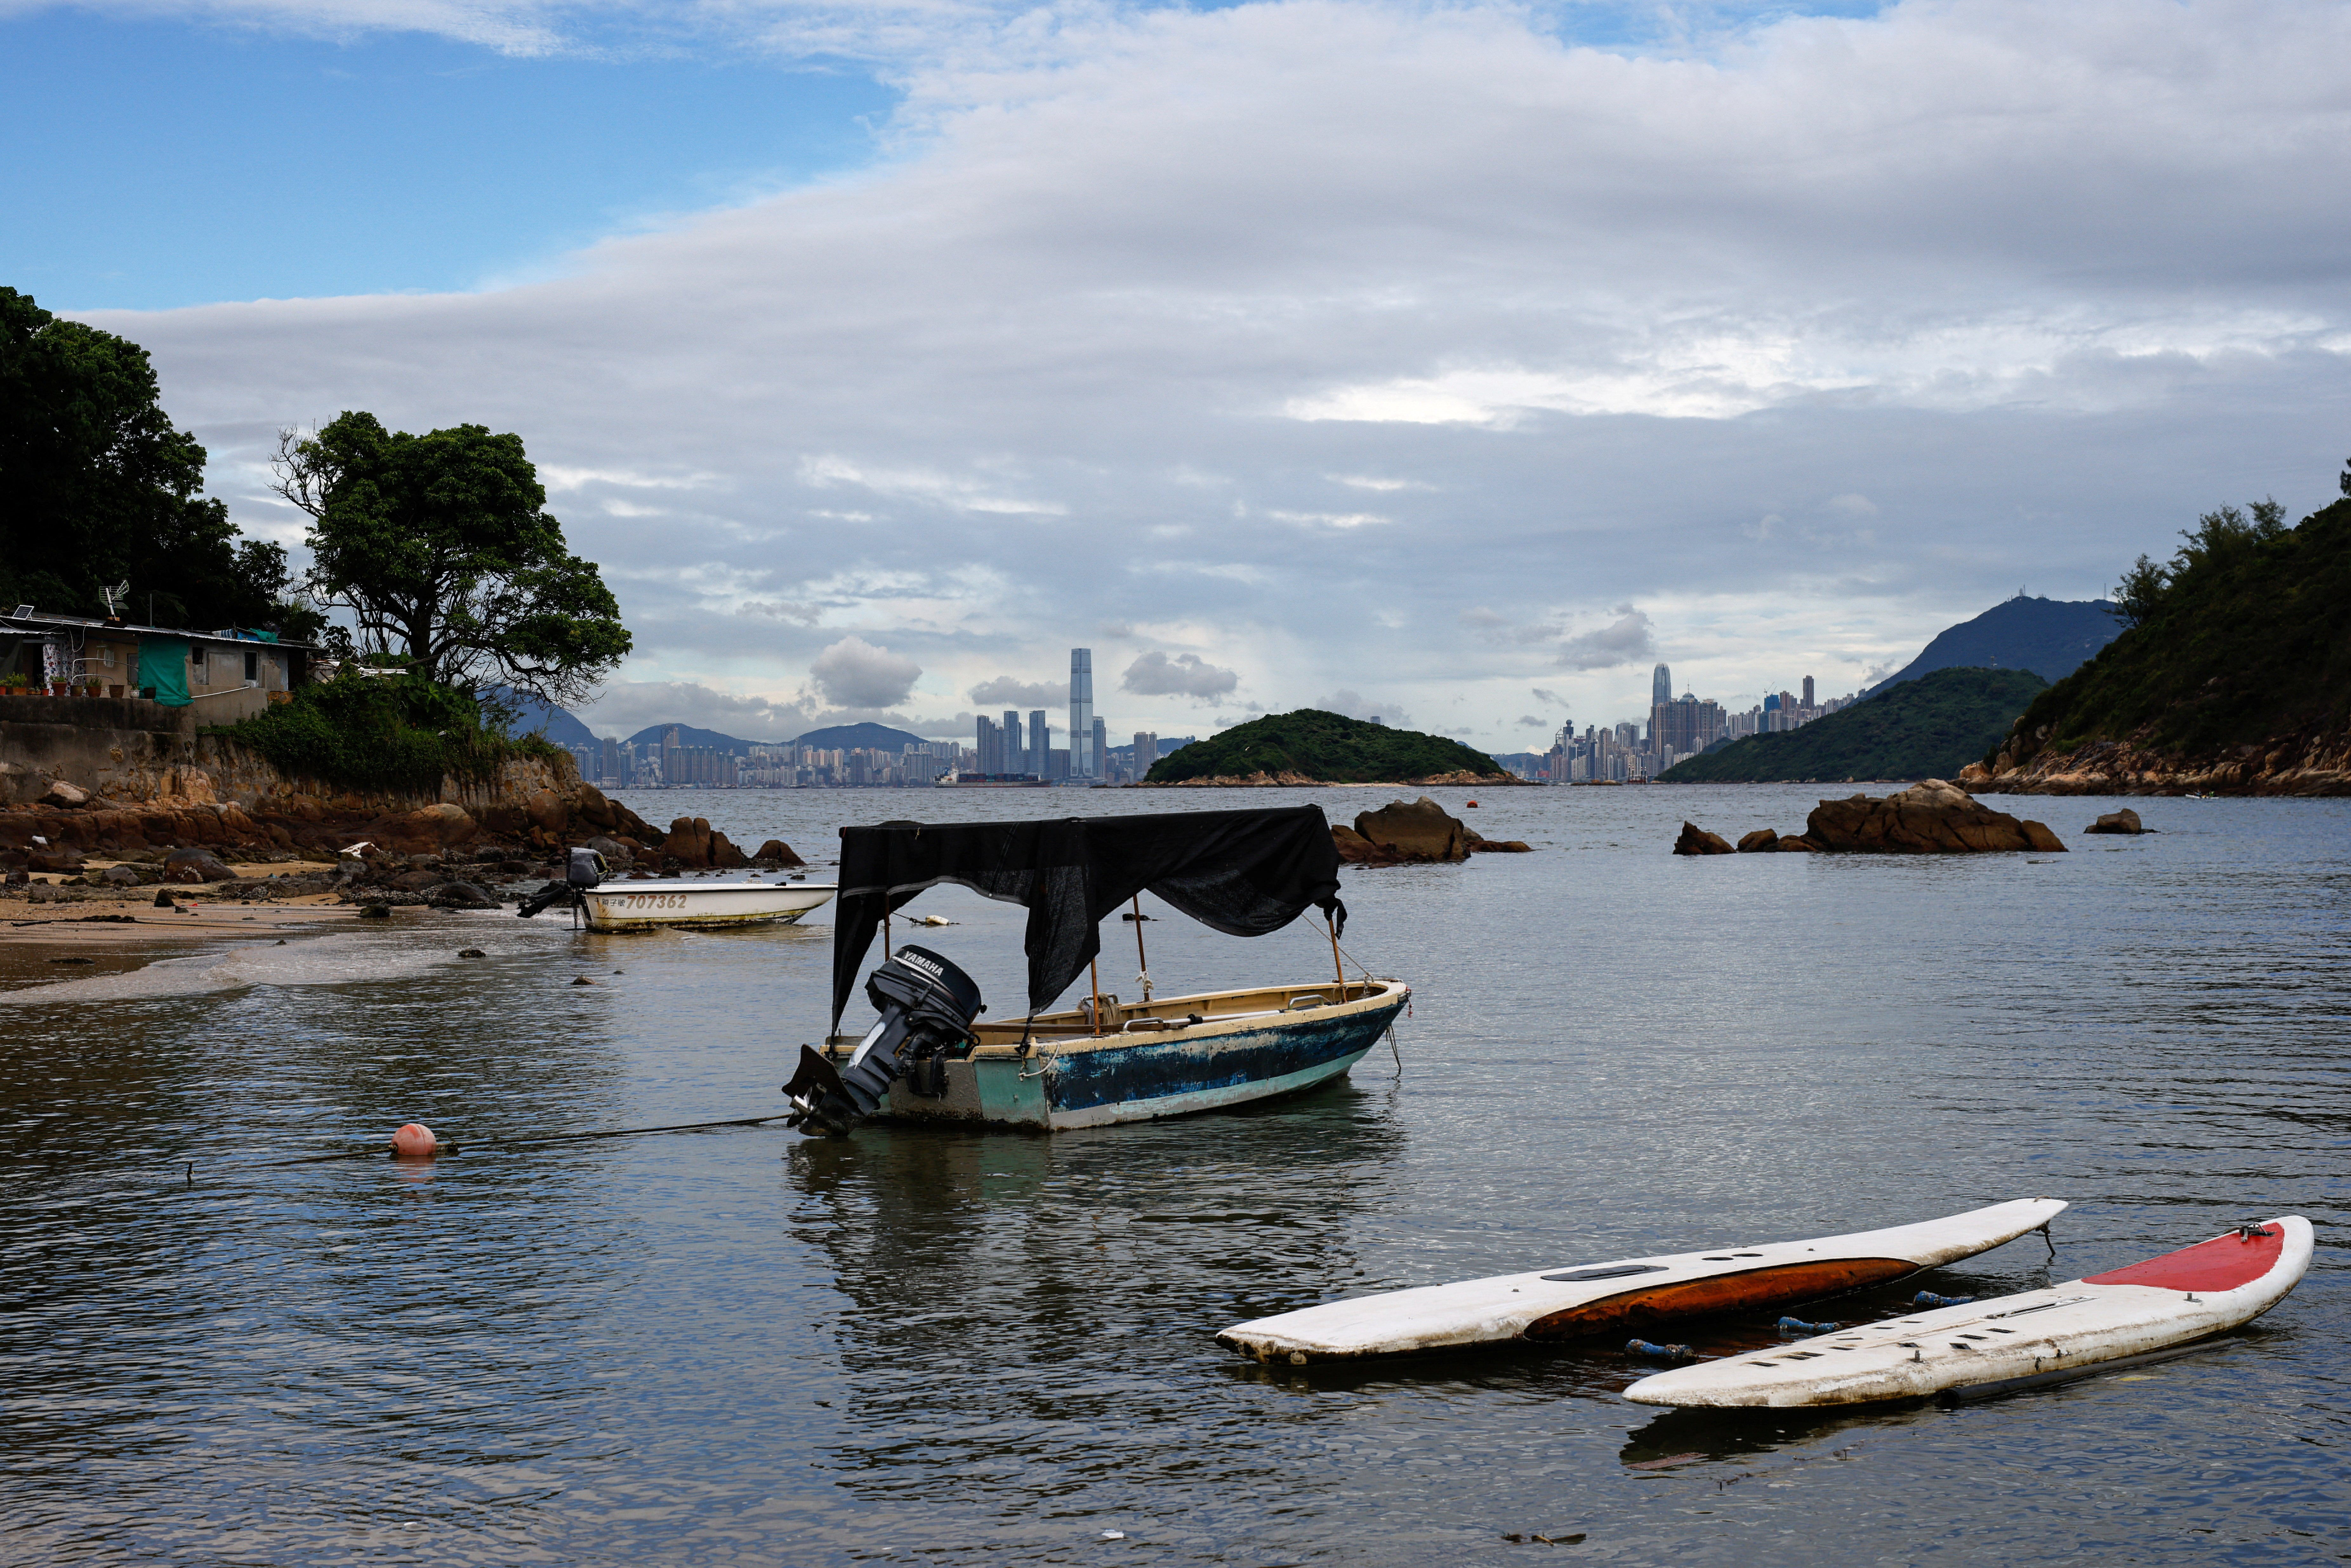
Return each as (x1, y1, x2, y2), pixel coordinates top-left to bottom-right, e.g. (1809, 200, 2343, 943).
(1092, 717, 1107, 781)
(1002, 710, 1023, 772)
(1028, 710, 1049, 776)
(1133, 730, 1158, 781)
(1069, 649, 1095, 779)
(1802, 675, 1816, 708)
(1652, 663, 1673, 705)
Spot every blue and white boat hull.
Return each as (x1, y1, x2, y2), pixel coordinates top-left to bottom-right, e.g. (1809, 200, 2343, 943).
(859, 980, 1409, 1130)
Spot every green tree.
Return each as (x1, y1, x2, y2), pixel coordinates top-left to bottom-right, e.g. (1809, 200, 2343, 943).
(0, 286, 306, 629)
(272, 411, 631, 706)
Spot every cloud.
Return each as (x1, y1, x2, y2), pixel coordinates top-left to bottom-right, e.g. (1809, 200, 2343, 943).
(1315, 689, 1413, 729)
(1530, 688, 1569, 706)
(809, 635, 922, 709)
(739, 600, 821, 624)
(968, 675, 1064, 707)
(99, 0, 2351, 758)
(1122, 650, 1239, 701)
(1514, 714, 1548, 727)
(1557, 608, 1658, 670)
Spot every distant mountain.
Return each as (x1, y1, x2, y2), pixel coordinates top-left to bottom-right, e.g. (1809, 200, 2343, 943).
(793, 722, 931, 752)
(482, 686, 598, 748)
(1147, 709, 1505, 783)
(1662, 668, 2049, 783)
(625, 722, 760, 755)
(1873, 595, 2121, 691)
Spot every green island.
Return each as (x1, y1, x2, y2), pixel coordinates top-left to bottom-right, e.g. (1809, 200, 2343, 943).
(1146, 709, 1506, 784)
(1996, 487, 2351, 771)
(1661, 667, 2050, 783)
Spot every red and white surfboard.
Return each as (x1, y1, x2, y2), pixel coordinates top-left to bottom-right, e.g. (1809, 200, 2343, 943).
(1219, 1198, 2066, 1364)
(1626, 1215, 2312, 1408)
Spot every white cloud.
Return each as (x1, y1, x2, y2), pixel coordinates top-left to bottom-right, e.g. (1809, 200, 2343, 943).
(1122, 650, 1239, 700)
(968, 675, 1064, 706)
(1315, 689, 1412, 728)
(104, 0, 2351, 755)
(809, 634, 922, 708)
(1557, 608, 1658, 671)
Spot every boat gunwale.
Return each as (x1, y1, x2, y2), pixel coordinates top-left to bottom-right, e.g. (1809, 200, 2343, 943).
(825, 978, 1407, 1059)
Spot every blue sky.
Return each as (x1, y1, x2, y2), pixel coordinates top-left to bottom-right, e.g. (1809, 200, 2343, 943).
(3, 12, 895, 310)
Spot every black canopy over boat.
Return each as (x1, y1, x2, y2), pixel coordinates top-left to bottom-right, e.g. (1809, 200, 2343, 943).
(784, 805, 1407, 1135)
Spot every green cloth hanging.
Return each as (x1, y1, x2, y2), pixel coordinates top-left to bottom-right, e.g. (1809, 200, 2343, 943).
(137, 636, 191, 705)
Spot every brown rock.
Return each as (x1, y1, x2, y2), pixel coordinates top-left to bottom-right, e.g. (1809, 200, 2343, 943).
(524, 790, 566, 836)
(2084, 808, 2149, 834)
(1805, 779, 2067, 854)
(42, 781, 90, 807)
(751, 839, 806, 867)
(163, 847, 235, 883)
(1736, 829, 1781, 853)
(1775, 836, 1819, 852)
(710, 831, 748, 870)
(666, 817, 713, 868)
(1354, 797, 1469, 861)
(1673, 822, 1735, 855)
(573, 785, 618, 831)
(1468, 838, 1533, 853)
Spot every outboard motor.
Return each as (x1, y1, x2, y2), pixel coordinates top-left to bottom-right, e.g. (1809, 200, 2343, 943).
(783, 945, 985, 1136)
(517, 848, 608, 919)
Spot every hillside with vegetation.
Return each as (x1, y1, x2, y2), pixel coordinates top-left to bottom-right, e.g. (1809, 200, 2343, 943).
(1979, 478, 2351, 792)
(1662, 667, 2049, 783)
(226, 673, 564, 795)
(1147, 710, 1505, 784)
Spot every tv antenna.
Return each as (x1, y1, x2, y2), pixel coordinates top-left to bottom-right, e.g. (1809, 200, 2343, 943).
(100, 582, 129, 618)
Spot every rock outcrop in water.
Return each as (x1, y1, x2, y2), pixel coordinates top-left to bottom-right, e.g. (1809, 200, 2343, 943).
(1331, 796, 1532, 864)
(2085, 808, 2151, 834)
(1676, 781, 2065, 855)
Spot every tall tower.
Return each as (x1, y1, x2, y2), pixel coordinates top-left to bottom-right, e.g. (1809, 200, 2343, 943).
(1651, 663, 1672, 706)
(1002, 710, 1023, 770)
(1802, 675, 1815, 708)
(1069, 649, 1095, 779)
(1028, 710, 1048, 776)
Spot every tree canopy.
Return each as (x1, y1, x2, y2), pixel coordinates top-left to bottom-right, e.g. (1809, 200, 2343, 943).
(274, 411, 631, 706)
(0, 286, 306, 630)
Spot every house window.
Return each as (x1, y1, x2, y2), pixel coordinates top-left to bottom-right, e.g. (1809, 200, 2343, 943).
(245, 649, 259, 682)
(103, 645, 116, 667)
(191, 646, 206, 678)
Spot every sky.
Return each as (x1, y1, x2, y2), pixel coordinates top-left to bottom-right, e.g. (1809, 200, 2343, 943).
(8, 0, 2348, 747)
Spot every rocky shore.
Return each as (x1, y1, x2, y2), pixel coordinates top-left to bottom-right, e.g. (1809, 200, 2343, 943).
(1, 771, 805, 910)
(1959, 718, 2351, 796)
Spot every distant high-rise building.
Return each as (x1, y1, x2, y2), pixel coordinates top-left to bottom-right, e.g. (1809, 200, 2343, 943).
(1029, 710, 1049, 776)
(975, 714, 1000, 775)
(1802, 675, 1816, 707)
(1002, 710, 1023, 772)
(1069, 649, 1096, 778)
(1092, 717, 1107, 780)
(1133, 731, 1158, 780)
(1652, 664, 1673, 706)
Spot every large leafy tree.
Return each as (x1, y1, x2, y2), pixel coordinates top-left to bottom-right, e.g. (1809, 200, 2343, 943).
(273, 411, 631, 705)
(0, 286, 305, 629)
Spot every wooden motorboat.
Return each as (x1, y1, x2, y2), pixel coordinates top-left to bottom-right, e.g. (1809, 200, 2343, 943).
(784, 805, 1401, 1136)
(578, 876, 836, 933)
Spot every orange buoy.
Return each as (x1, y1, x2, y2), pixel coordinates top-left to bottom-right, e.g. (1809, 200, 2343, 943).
(1466, 800, 1479, 807)
(390, 1122, 438, 1158)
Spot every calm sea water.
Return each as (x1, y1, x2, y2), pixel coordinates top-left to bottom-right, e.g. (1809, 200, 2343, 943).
(3, 783, 2346, 1565)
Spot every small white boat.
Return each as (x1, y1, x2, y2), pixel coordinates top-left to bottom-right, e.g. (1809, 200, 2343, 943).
(578, 877, 836, 933)
(1625, 1215, 2313, 1408)
(1219, 1198, 2066, 1364)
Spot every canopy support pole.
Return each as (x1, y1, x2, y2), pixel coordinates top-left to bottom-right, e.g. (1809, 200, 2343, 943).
(882, 911, 891, 959)
(1326, 912, 1345, 996)
(1090, 954, 1103, 1034)
(1131, 896, 1152, 1002)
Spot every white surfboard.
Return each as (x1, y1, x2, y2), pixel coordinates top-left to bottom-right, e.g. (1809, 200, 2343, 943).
(1624, 1215, 2312, 1408)
(1218, 1197, 2067, 1364)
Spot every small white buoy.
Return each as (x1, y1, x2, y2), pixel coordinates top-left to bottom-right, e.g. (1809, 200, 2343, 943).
(1100, 1530, 1125, 1540)
(390, 1123, 438, 1158)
